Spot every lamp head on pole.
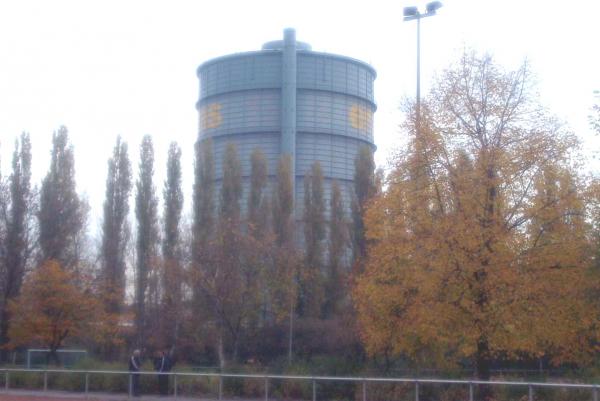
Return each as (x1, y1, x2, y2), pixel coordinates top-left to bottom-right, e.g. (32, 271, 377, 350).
(404, 2, 442, 21)
(426, 1, 443, 15)
(403, 6, 419, 17)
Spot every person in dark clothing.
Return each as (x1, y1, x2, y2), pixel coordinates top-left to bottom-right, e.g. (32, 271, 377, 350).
(128, 349, 142, 396)
(154, 350, 172, 396)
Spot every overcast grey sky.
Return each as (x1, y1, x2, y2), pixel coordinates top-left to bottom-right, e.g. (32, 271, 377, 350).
(1, 0, 598, 230)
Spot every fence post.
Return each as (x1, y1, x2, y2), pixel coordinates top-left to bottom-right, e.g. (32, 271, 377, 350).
(85, 373, 89, 399)
(43, 370, 48, 391)
(173, 374, 177, 400)
(5, 371, 8, 391)
(312, 378, 317, 401)
(594, 385, 598, 401)
(528, 384, 533, 401)
(264, 376, 269, 401)
(469, 382, 473, 401)
(415, 380, 419, 401)
(362, 380, 367, 401)
(128, 374, 132, 399)
(218, 375, 223, 400)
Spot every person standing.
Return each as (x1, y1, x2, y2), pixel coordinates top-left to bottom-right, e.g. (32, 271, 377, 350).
(128, 349, 142, 397)
(154, 350, 172, 395)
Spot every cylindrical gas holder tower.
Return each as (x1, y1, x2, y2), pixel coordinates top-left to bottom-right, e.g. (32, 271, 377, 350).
(196, 28, 376, 225)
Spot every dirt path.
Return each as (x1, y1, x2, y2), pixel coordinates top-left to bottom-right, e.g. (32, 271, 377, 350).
(0, 390, 128, 401)
(0, 389, 266, 401)
(0, 389, 168, 400)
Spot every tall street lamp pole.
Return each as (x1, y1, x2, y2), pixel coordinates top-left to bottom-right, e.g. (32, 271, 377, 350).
(404, 1, 443, 133)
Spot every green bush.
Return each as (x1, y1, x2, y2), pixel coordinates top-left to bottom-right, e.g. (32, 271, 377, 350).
(355, 381, 412, 401)
(175, 374, 218, 397)
(242, 375, 266, 398)
(6, 369, 43, 390)
(48, 371, 85, 391)
(69, 359, 128, 393)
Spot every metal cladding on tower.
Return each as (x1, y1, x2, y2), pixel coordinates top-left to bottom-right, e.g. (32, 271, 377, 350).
(196, 28, 376, 218)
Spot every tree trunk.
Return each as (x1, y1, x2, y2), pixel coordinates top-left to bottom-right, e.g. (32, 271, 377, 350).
(217, 331, 225, 370)
(476, 166, 496, 401)
(47, 348, 60, 366)
(231, 330, 240, 364)
(0, 305, 10, 363)
(173, 318, 180, 349)
(136, 296, 145, 349)
(232, 341, 238, 364)
(475, 337, 493, 401)
(287, 299, 294, 365)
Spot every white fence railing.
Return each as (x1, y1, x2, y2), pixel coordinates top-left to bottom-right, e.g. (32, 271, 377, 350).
(1, 368, 598, 401)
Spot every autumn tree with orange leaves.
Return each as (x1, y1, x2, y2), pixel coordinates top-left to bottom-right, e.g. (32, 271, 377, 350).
(354, 52, 598, 397)
(7, 260, 102, 365)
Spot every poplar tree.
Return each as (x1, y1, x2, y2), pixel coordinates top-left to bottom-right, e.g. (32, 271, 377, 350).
(351, 145, 376, 268)
(220, 143, 242, 224)
(324, 180, 347, 317)
(590, 95, 600, 272)
(191, 136, 215, 347)
(38, 126, 87, 270)
(271, 155, 298, 363)
(0, 150, 5, 256)
(101, 136, 132, 315)
(215, 143, 243, 365)
(301, 161, 325, 317)
(195, 143, 254, 366)
(248, 149, 271, 324)
(248, 149, 269, 239)
(0, 133, 33, 360)
(192, 138, 214, 280)
(272, 155, 294, 247)
(0, 151, 5, 303)
(162, 142, 183, 348)
(590, 93, 600, 135)
(135, 135, 158, 347)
